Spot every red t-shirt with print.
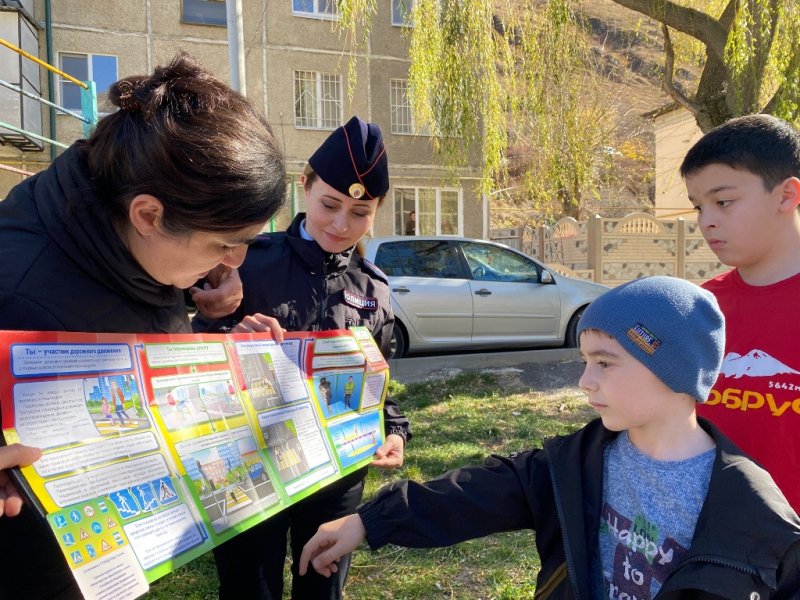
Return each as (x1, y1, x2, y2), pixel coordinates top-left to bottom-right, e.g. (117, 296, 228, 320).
(699, 269, 800, 511)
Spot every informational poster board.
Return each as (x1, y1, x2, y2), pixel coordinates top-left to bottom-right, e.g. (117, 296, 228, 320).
(0, 327, 388, 600)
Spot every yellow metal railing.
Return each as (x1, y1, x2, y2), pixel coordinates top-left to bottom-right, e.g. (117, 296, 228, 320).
(0, 38, 88, 89)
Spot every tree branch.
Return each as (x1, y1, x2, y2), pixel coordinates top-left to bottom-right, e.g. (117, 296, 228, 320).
(661, 24, 701, 114)
(611, 0, 729, 63)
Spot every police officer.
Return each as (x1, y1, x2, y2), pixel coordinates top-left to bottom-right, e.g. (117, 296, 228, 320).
(197, 116, 411, 600)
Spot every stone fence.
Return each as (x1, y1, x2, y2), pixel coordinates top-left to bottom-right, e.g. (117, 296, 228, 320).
(491, 212, 727, 286)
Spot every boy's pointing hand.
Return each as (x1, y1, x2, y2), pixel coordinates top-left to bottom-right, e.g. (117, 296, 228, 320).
(299, 514, 367, 577)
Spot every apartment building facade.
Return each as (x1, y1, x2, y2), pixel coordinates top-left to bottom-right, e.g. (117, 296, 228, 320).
(0, 0, 487, 238)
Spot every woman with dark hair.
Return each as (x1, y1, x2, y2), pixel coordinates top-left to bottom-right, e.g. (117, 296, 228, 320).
(0, 52, 286, 599)
(197, 116, 410, 600)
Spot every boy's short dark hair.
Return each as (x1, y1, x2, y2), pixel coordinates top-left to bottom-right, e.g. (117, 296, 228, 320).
(680, 113, 800, 190)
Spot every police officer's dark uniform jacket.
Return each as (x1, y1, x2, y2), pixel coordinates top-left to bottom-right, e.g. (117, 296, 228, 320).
(0, 143, 191, 599)
(358, 418, 800, 599)
(194, 211, 410, 443)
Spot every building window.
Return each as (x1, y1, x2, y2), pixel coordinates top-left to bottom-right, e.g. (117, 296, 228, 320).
(294, 70, 342, 129)
(394, 187, 462, 236)
(390, 80, 413, 135)
(392, 0, 414, 26)
(395, 188, 416, 235)
(182, 0, 226, 26)
(440, 190, 459, 235)
(390, 79, 430, 136)
(293, 0, 337, 19)
(58, 53, 118, 113)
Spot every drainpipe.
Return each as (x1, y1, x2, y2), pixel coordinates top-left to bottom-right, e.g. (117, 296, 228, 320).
(226, 0, 245, 95)
(45, 0, 56, 160)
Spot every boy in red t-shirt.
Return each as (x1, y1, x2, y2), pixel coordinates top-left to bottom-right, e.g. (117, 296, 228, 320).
(681, 113, 800, 510)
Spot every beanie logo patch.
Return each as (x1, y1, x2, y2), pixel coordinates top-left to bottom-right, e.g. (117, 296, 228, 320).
(627, 324, 661, 355)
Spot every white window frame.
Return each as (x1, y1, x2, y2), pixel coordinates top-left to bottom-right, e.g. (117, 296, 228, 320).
(394, 186, 463, 236)
(392, 0, 414, 27)
(390, 79, 413, 135)
(390, 79, 430, 136)
(438, 189, 460, 235)
(57, 52, 118, 115)
(294, 70, 342, 130)
(292, 0, 338, 20)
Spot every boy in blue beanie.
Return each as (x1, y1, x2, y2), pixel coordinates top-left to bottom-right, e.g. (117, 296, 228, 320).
(299, 276, 800, 599)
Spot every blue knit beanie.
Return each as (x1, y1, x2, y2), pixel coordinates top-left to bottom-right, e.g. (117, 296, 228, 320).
(577, 276, 725, 402)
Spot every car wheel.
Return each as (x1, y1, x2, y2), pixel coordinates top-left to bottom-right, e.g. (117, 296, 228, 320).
(565, 307, 585, 348)
(390, 323, 407, 358)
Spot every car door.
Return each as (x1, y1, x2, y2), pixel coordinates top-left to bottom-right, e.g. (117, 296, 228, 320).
(458, 241, 562, 343)
(372, 240, 473, 345)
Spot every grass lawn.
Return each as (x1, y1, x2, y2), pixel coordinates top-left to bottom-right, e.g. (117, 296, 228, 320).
(145, 370, 592, 599)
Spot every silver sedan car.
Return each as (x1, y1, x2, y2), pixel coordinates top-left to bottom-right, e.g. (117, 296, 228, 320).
(363, 236, 608, 357)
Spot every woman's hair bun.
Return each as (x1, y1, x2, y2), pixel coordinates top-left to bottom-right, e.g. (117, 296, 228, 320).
(107, 52, 229, 118)
(110, 78, 145, 113)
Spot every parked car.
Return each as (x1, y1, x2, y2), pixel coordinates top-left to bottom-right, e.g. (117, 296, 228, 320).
(362, 236, 608, 358)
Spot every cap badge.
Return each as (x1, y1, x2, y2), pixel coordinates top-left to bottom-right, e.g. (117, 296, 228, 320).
(349, 183, 366, 199)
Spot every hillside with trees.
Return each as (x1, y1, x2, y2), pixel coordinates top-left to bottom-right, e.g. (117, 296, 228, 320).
(499, 0, 684, 226)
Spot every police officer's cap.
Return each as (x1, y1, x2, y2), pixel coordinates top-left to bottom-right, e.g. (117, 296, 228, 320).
(308, 116, 389, 200)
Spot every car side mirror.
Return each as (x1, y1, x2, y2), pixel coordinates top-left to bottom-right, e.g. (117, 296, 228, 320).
(540, 270, 554, 284)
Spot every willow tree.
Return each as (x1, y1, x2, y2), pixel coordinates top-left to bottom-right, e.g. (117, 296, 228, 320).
(338, 0, 800, 215)
(340, 0, 618, 217)
(508, 3, 620, 218)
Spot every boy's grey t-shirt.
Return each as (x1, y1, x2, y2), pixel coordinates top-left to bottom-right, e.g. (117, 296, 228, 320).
(594, 431, 715, 600)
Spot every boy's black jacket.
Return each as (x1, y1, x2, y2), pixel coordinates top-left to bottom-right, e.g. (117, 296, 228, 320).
(360, 418, 800, 599)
